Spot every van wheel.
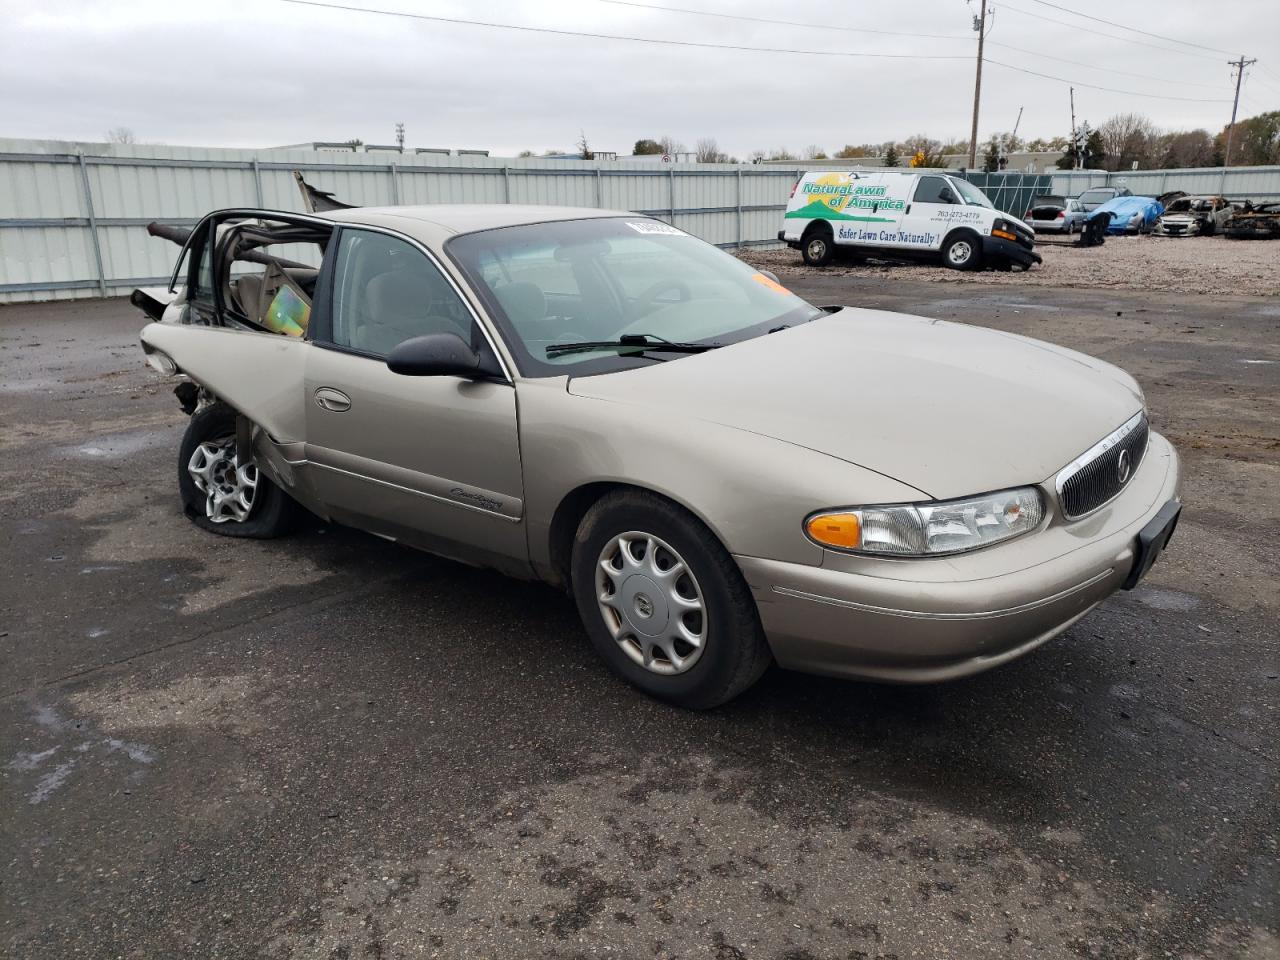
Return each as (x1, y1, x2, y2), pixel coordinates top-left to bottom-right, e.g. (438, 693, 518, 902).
(801, 226, 835, 267)
(942, 231, 983, 271)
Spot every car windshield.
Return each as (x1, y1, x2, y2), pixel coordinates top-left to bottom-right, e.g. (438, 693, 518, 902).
(1079, 189, 1113, 204)
(447, 217, 825, 377)
(951, 179, 994, 208)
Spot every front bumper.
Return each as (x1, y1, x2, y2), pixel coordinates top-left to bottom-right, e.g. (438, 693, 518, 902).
(1153, 220, 1200, 237)
(982, 235, 1042, 267)
(736, 432, 1179, 683)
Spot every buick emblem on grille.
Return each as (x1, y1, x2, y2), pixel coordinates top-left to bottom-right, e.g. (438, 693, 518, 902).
(1117, 448, 1131, 484)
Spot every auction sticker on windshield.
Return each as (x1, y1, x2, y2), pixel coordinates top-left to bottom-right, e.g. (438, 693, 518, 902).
(627, 221, 686, 236)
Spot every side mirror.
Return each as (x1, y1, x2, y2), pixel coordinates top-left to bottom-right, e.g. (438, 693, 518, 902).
(386, 333, 481, 378)
(940, 188, 959, 205)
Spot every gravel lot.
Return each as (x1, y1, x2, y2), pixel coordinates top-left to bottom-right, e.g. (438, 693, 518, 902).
(2, 284, 1277, 959)
(743, 234, 1280, 298)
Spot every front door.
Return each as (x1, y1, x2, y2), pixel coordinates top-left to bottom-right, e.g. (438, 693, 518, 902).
(304, 227, 528, 573)
(897, 175, 982, 252)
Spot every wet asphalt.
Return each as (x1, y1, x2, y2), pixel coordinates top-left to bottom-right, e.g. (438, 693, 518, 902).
(1, 281, 1277, 959)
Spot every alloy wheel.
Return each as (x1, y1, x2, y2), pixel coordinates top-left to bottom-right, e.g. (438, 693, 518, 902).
(596, 531, 707, 675)
(187, 438, 258, 523)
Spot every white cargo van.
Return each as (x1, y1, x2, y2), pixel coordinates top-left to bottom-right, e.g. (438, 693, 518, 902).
(778, 170, 1041, 271)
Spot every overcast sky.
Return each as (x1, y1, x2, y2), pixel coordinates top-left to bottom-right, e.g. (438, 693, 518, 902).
(2, 0, 1278, 157)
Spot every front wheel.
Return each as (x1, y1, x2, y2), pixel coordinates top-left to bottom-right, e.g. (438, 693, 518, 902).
(178, 402, 296, 538)
(570, 491, 772, 709)
(941, 231, 983, 271)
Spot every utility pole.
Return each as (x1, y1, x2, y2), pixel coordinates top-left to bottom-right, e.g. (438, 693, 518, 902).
(395, 121, 405, 152)
(1224, 56, 1256, 167)
(1069, 86, 1080, 170)
(967, 0, 989, 169)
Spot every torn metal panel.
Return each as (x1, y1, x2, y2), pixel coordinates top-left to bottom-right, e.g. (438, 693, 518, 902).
(293, 171, 359, 213)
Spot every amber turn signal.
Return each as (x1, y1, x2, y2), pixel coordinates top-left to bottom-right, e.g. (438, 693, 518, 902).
(805, 512, 862, 549)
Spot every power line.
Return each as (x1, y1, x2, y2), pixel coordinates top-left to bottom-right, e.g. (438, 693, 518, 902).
(598, 0, 1233, 98)
(986, 40, 1229, 91)
(984, 59, 1232, 103)
(597, 0, 970, 42)
(275, 0, 971, 60)
(1020, 0, 1237, 56)
(997, 3, 1224, 63)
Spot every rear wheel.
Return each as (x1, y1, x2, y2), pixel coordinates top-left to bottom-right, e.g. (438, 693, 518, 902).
(570, 491, 772, 709)
(941, 231, 983, 271)
(801, 226, 835, 267)
(178, 402, 296, 538)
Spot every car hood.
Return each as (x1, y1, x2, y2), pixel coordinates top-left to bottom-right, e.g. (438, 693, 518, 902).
(566, 309, 1144, 500)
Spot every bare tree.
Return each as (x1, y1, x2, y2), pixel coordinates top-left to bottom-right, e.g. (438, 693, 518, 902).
(695, 138, 726, 163)
(802, 144, 827, 160)
(105, 127, 136, 144)
(657, 135, 685, 157)
(748, 149, 767, 163)
(576, 130, 594, 160)
(1158, 129, 1215, 169)
(1098, 113, 1158, 170)
(834, 144, 874, 158)
(768, 146, 797, 161)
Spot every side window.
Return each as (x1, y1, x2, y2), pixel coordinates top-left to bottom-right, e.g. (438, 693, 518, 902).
(913, 176, 953, 204)
(330, 229, 476, 357)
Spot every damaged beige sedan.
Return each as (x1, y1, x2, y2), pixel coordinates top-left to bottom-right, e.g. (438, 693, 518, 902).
(134, 205, 1181, 708)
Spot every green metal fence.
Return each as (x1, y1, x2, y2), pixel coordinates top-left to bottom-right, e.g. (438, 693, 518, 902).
(956, 171, 1055, 218)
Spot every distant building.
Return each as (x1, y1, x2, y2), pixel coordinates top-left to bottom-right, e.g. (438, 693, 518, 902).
(269, 142, 489, 158)
(762, 151, 1065, 173)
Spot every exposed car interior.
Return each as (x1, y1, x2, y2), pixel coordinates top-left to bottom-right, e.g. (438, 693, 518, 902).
(219, 219, 330, 337)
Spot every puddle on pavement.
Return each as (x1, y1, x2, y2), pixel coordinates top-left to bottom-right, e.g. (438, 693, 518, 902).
(6, 704, 155, 805)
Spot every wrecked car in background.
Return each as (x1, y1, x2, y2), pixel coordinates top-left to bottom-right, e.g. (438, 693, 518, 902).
(1153, 195, 1234, 237)
(1223, 201, 1280, 240)
(131, 203, 1179, 709)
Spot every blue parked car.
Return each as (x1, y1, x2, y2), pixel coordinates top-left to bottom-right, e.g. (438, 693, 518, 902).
(1089, 196, 1165, 235)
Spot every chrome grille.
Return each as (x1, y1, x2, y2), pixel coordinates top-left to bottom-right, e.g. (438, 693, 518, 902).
(1056, 413, 1149, 519)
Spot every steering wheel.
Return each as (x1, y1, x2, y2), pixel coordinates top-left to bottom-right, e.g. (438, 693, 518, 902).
(628, 279, 691, 322)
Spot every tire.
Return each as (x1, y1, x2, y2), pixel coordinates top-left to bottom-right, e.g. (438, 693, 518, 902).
(570, 490, 772, 709)
(941, 231, 983, 271)
(801, 226, 835, 267)
(177, 402, 296, 538)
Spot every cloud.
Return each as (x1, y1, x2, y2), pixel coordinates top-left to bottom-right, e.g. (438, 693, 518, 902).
(1, 0, 1273, 157)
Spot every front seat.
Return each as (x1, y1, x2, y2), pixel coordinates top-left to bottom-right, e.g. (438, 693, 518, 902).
(363, 268, 468, 355)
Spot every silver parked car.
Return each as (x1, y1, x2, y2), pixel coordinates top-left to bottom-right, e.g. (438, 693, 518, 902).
(134, 205, 1181, 708)
(1024, 195, 1086, 234)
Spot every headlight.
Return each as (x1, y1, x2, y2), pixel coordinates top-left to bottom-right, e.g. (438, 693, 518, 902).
(805, 487, 1045, 557)
(144, 348, 178, 376)
(990, 217, 1019, 242)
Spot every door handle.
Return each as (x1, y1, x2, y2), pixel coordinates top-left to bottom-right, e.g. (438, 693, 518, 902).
(905, 203, 911, 215)
(314, 387, 352, 412)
